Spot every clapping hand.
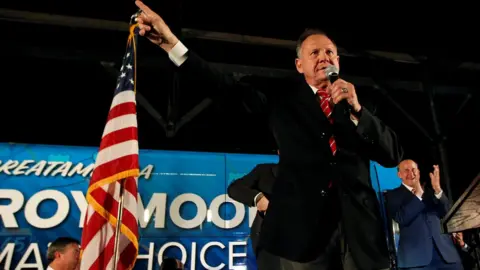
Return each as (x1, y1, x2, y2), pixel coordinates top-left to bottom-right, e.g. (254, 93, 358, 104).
(429, 165, 442, 194)
(412, 178, 424, 198)
(410, 168, 423, 198)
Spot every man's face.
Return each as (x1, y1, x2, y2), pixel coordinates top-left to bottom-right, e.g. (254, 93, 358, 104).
(397, 160, 419, 188)
(295, 34, 339, 85)
(57, 243, 80, 270)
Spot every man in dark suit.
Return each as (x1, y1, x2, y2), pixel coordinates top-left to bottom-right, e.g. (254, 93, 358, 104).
(135, 2, 404, 269)
(386, 160, 462, 269)
(227, 163, 277, 257)
(454, 231, 479, 269)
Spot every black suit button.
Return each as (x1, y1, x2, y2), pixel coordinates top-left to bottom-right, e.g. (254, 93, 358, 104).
(321, 190, 327, 196)
(329, 162, 336, 166)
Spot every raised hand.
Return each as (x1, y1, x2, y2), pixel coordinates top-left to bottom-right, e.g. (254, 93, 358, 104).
(429, 165, 442, 194)
(412, 178, 423, 198)
(454, 232, 465, 247)
(135, 1, 179, 52)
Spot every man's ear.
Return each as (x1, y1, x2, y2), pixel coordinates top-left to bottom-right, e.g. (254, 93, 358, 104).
(55, 250, 62, 259)
(295, 58, 303, 74)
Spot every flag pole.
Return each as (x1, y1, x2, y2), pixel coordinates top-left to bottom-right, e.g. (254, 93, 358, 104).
(112, 178, 126, 269)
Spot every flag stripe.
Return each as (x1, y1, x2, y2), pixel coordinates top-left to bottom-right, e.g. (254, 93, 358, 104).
(89, 155, 138, 187)
(102, 114, 138, 138)
(105, 234, 131, 270)
(82, 210, 110, 246)
(86, 205, 95, 225)
(91, 229, 116, 270)
(99, 181, 138, 218)
(110, 90, 136, 109)
(100, 127, 138, 154)
(107, 102, 136, 122)
(81, 222, 114, 270)
(90, 188, 138, 233)
(94, 140, 138, 168)
(118, 242, 137, 270)
(123, 177, 138, 204)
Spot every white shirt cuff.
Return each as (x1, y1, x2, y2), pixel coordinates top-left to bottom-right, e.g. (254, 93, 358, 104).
(435, 190, 443, 199)
(462, 243, 469, 252)
(350, 115, 359, 126)
(168, 41, 188, 67)
(253, 192, 262, 207)
(350, 114, 359, 126)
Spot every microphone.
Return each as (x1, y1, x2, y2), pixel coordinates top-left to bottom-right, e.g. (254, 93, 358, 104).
(324, 65, 352, 114)
(325, 65, 339, 84)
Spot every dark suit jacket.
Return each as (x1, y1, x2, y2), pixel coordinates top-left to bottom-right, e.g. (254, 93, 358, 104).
(386, 185, 461, 268)
(227, 163, 277, 256)
(175, 50, 403, 269)
(456, 233, 479, 270)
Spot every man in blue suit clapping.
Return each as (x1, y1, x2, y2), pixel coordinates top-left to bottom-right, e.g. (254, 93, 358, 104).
(387, 160, 463, 269)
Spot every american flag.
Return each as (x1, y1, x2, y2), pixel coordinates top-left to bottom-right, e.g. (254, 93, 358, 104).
(80, 24, 139, 270)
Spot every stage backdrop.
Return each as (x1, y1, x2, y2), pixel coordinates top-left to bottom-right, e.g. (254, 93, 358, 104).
(0, 143, 399, 270)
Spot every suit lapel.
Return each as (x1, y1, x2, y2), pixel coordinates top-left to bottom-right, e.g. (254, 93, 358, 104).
(399, 184, 421, 203)
(399, 184, 412, 196)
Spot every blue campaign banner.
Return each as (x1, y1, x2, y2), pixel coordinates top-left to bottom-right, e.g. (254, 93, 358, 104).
(0, 143, 398, 270)
(0, 143, 277, 270)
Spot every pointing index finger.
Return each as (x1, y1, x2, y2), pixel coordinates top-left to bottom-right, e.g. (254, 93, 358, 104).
(135, 1, 153, 16)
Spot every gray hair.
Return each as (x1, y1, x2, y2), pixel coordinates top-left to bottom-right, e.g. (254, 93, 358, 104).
(295, 28, 336, 58)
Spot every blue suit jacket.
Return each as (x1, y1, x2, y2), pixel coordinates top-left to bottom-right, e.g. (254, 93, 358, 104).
(386, 185, 461, 268)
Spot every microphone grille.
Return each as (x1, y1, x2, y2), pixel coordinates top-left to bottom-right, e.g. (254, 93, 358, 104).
(325, 65, 339, 77)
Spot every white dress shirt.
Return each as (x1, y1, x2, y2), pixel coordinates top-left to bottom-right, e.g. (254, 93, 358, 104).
(402, 183, 443, 201)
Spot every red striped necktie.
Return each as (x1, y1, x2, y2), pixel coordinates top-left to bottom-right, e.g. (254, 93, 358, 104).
(316, 90, 337, 156)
